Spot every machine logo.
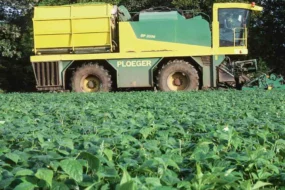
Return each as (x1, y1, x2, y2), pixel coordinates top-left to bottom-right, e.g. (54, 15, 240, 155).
(117, 60, 152, 67)
(140, 34, 156, 39)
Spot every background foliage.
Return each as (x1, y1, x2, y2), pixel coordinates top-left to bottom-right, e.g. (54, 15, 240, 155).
(0, 0, 284, 92)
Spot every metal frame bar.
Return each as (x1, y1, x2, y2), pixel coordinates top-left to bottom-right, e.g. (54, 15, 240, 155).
(233, 27, 247, 47)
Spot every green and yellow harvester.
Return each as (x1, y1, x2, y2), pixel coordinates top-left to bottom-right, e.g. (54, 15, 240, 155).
(29, 2, 285, 92)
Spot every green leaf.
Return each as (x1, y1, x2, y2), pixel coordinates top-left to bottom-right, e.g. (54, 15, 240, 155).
(140, 127, 153, 139)
(37, 133, 44, 143)
(118, 169, 136, 190)
(252, 181, 272, 190)
(119, 181, 136, 190)
(15, 169, 34, 176)
(49, 161, 60, 171)
(240, 180, 251, 190)
(104, 149, 113, 161)
(145, 177, 161, 187)
(78, 152, 100, 172)
(196, 163, 203, 179)
(0, 146, 10, 155)
(120, 169, 132, 185)
(84, 182, 99, 190)
(100, 183, 110, 190)
(18, 176, 38, 186)
(98, 167, 118, 178)
(165, 158, 180, 170)
(14, 182, 36, 190)
(161, 169, 180, 186)
(5, 152, 20, 164)
(177, 181, 191, 188)
(153, 187, 177, 190)
(51, 180, 69, 190)
(0, 178, 14, 189)
(57, 174, 69, 181)
(58, 138, 74, 150)
(35, 168, 53, 187)
(57, 149, 70, 156)
(60, 159, 83, 182)
(267, 164, 279, 174)
(224, 168, 235, 176)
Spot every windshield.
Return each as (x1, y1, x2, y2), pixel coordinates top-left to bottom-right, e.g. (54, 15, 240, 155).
(218, 8, 250, 47)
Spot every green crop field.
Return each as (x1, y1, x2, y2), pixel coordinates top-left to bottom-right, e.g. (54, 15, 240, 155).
(0, 90, 285, 190)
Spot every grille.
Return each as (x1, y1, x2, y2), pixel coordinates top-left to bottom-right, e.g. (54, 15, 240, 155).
(32, 62, 62, 90)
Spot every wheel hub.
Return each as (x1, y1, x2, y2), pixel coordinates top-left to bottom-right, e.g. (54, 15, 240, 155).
(174, 78, 182, 86)
(81, 76, 100, 92)
(167, 72, 189, 91)
(87, 80, 96, 89)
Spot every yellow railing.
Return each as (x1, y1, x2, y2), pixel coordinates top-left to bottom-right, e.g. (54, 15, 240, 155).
(233, 27, 247, 47)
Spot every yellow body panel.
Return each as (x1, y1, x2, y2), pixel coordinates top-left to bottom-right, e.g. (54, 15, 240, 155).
(33, 4, 113, 53)
(213, 3, 263, 12)
(30, 51, 211, 62)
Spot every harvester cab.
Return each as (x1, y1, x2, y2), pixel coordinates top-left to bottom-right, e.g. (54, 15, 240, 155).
(212, 3, 262, 51)
(212, 3, 285, 90)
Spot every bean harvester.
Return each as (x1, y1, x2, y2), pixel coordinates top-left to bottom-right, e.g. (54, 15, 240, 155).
(29, 2, 285, 92)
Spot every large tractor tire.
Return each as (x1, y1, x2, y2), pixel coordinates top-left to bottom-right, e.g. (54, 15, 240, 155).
(71, 63, 112, 92)
(157, 60, 199, 91)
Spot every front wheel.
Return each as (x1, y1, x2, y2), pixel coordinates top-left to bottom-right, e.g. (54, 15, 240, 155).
(157, 60, 199, 91)
(71, 63, 112, 92)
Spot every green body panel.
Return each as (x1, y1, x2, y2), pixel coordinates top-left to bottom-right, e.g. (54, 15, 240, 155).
(61, 61, 74, 88)
(107, 58, 161, 88)
(139, 11, 184, 21)
(212, 55, 226, 87)
(192, 56, 211, 88)
(118, 5, 132, 21)
(191, 55, 226, 88)
(130, 15, 211, 47)
(60, 56, 225, 90)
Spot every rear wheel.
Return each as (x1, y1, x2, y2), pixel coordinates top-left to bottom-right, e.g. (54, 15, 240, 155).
(71, 63, 112, 92)
(157, 60, 199, 91)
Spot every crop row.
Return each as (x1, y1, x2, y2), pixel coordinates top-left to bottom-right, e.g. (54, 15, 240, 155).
(0, 90, 285, 189)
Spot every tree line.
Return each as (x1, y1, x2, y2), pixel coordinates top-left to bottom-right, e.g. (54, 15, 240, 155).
(0, 0, 284, 92)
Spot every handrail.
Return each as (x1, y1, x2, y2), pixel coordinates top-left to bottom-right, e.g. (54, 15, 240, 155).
(233, 27, 247, 47)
